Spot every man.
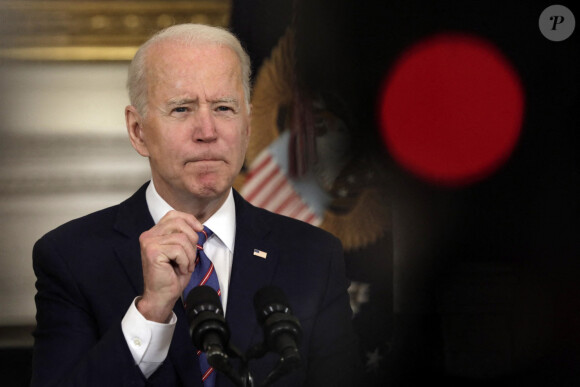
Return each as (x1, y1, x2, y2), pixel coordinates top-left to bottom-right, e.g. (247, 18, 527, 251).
(31, 24, 359, 386)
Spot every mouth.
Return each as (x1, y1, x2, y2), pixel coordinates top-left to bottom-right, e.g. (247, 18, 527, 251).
(185, 158, 225, 166)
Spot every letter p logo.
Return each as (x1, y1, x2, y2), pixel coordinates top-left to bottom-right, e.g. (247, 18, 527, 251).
(550, 15, 565, 30)
(540, 5, 575, 41)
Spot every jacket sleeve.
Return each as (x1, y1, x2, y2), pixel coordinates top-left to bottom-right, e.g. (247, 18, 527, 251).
(30, 234, 170, 387)
(304, 236, 363, 386)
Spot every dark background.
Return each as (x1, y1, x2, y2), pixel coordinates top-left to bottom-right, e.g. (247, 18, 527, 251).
(2, 1, 577, 386)
(233, 0, 579, 385)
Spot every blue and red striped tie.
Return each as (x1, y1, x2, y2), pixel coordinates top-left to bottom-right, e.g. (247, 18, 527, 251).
(183, 226, 220, 387)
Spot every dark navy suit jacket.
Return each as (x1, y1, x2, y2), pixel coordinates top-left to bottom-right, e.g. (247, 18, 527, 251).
(31, 182, 360, 386)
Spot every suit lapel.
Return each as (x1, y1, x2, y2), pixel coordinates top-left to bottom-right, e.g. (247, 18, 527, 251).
(113, 182, 153, 294)
(226, 191, 280, 353)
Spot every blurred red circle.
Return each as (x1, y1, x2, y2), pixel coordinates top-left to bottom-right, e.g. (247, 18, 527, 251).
(379, 33, 524, 186)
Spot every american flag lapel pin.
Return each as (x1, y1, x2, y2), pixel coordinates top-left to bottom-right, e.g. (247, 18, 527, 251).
(253, 249, 268, 259)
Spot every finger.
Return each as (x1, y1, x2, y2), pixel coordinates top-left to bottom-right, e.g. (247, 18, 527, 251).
(168, 250, 191, 276)
(156, 244, 192, 276)
(161, 210, 203, 233)
(142, 233, 196, 272)
(157, 233, 197, 273)
(155, 213, 203, 247)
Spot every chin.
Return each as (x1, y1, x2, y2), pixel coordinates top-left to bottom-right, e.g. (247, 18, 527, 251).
(184, 169, 236, 196)
(187, 180, 229, 200)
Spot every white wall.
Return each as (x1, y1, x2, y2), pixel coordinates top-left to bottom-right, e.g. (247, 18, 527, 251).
(0, 62, 130, 135)
(0, 62, 151, 334)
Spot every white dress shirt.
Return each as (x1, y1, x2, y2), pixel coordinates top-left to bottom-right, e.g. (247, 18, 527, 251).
(121, 180, 236, 378)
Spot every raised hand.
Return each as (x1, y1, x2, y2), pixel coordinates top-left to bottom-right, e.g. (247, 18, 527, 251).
(136, 210, 204, 323)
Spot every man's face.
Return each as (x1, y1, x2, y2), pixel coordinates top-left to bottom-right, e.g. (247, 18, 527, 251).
(128, 41, 250, 208)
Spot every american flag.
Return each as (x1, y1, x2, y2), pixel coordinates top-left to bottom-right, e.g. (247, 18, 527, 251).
(240, 147, 322, 226)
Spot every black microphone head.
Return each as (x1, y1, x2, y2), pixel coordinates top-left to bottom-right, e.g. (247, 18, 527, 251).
(253, 286, 303, 362)
(185, 285, 229, 351)
(185, 285, 222, 316)
(253, 286, 291, 323)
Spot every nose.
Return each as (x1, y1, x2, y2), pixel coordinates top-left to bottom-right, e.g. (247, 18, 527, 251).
(193, 107, 217, 143)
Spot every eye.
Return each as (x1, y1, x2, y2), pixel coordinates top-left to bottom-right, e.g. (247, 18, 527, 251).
(173, 107, 188, 113)
(216, 105, 234, 113)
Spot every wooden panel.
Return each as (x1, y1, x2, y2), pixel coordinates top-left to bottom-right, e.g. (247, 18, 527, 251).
(0, 0, 231, 61)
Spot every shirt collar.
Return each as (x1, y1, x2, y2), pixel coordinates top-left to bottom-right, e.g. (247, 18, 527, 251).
(145, 180, 236, 253)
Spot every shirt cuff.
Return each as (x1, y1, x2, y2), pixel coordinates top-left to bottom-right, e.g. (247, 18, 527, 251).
(121, 297, 177, 378)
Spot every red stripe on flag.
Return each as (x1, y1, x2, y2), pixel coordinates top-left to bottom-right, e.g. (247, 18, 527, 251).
(289, 201, 309, 219)
(303, 211, 317, 225)
(254, 174, 288, 208)
(245, 153, 273, 180)
(273, 188, 300, 214)
(245, 164, 281, 202)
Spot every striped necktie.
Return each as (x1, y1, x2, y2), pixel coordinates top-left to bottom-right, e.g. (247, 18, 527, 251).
(183, 226, 220, 386)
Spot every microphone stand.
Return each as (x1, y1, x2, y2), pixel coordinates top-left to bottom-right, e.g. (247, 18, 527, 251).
(258, 351, 301, 387)
(209, 339, 302, 387)
(244, 343, 301, 387)
(206, 342, 253, 387)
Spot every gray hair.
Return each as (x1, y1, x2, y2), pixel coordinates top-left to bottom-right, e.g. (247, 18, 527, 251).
(127, 23, 252, 116)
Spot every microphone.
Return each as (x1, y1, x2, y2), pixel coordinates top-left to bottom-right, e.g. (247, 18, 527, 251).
(185, 285, 252, 387)
(253, 286, 302, 385)
(185, 286, 230, 372)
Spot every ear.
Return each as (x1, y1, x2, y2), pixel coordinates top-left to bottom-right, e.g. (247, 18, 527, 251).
(125, 105, 150, 157)
(245, 103, 252, 137)
(247, 105, 252, 136)
(242, 105, 252, 151)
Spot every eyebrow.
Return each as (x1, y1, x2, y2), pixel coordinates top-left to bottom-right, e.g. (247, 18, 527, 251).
(213, 97, 240, 107)
(165, 96, 241, 110)
(167, 98, 196, 107)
